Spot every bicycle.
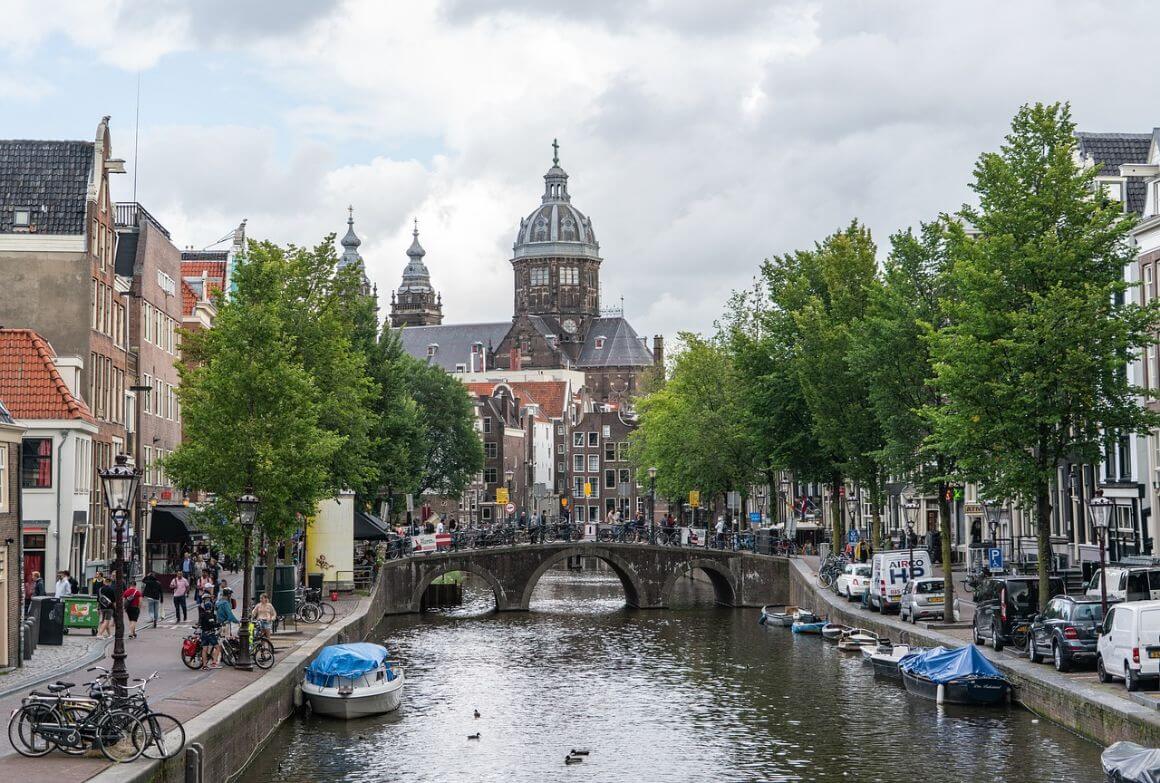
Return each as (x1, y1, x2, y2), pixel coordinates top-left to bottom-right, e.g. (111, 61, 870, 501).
(86, 667, 186, 760)
(221, 629, 276, 670)
(8, 680, 147, 762)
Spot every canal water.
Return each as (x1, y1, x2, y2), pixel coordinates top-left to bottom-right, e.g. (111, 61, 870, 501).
(241, 569, 1104, 783)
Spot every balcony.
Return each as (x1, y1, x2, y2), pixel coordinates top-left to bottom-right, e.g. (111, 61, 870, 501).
(114, 202, 171, 239)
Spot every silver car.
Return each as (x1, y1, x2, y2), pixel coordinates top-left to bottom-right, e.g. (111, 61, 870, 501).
(900, 577, 950, 624)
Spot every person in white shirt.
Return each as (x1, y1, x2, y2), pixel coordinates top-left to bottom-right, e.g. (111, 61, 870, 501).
(435, 519, 445, 535)
(54, 572, 72, 598)
(715, 517, 727, 549)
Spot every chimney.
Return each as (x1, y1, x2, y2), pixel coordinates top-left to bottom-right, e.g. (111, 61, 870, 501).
(53, 355, 84, 400)
(652, 335, 664, 368)
(509, 347, 522, 371)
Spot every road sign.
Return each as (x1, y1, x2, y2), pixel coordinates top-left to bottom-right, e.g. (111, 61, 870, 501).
(496, 487, 509, 505)
(505, 503, 516, 514)
(689, 490, 700, 508)
(584, 482, 592, 498)
(988, 547, 1003, 570)
(848, 529, 861, 544)
(561, 497, 569, 507)
(749, 511, 761, 523)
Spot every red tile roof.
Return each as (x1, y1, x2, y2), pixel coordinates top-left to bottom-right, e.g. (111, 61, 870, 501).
(180, 279, 199, 317)
(461, 380, 568, 419)
(180, 259, 226, 317)
(0, 329, 95, 422)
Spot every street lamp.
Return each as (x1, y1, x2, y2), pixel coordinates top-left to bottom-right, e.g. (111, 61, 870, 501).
(845, 493, 860, 552)
(98, 453, 140, 693)
(504, 468, 514, 524)
(235, 492, 259, 672)
(1089, 493, 1113, 617)
(903, 497, 920, 584)
(647, 467, 657, 544)
(982, 499, 1001, 549)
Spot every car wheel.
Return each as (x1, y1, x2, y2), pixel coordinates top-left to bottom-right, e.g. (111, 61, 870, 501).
(1127, 663, 1141, 692)
(1053, 642, 1070, 673)
(972, 621, 983, 646)
(1098, 657, 1112, 683)
(1027, 634, 1041, 664)
(992, 621, 1005, 652)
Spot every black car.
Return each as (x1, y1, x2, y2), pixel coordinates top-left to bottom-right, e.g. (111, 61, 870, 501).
(1026, 594, 1108, 671)
(972, 575, 1067, 652)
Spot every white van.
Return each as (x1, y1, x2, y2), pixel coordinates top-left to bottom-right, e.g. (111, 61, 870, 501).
(868, 549, 931, 613)
(1096, 600, 1160, 691)
(1085, 567, 1160, 603)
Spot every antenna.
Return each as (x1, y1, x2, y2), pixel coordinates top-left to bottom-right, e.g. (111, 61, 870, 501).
(132, 71, 141, 203)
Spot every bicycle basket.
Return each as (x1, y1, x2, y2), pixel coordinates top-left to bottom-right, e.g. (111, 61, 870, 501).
(182, 638, 198, 656)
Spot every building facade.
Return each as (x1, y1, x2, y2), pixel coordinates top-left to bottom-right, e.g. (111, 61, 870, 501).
(0, 400, 23, 669)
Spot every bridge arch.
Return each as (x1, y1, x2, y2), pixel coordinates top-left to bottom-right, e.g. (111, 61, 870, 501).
(661, 558, 739, 607)
(409, 561, 508, 612)
(517, 546, 647, 610)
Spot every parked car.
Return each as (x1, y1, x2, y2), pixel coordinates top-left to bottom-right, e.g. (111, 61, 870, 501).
(1085, 566, 1160, 603)
(1096, 600, 1160, 691)
(836, 564, 873, 601)
(868, 550, 931, 613)
(900, 577, 950, 623)
(1026, 594, 1108, 672)
(971, 575, 1066, 652)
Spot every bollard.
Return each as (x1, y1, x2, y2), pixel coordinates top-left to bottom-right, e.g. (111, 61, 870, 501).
(184, 741, 204, 783)
(936, 684, 945, 705)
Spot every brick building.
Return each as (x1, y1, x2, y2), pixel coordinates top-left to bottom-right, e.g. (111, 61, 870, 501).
(0, 400, 23, 669)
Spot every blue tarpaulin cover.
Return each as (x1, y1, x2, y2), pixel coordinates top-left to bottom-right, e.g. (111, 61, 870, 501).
(306, 643, 390, 685)
(897, 645, 1005, 683)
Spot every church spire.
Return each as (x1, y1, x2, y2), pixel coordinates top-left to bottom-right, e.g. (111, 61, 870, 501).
(338, 206, 369, 294)
(542, 139, 570, 204)
(389, 217, 442, 327)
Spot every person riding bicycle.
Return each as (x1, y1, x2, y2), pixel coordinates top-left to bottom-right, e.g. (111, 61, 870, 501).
(251, 592, 278, 638)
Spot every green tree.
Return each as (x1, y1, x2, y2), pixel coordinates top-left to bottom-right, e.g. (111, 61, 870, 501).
(368, 330, 424, 519)
(926, 102, 1160, 609)
(406, 358, 484, 498)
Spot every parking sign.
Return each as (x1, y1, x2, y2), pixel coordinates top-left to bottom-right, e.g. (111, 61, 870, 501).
(988, 547, 1003, 570)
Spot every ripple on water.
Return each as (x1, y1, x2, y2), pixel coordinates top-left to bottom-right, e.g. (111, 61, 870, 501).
(240, 570, 1104, 783)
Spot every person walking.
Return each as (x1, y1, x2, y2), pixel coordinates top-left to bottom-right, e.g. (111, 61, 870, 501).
(54, 571, 72, 598)
(172, 572, 189, 624)
(181, 551, 193, 582)
(715, 516, 726, 550)
(197, 570, 215, 604)
(25, 570, 44, 614)
(215, 587, 240, 638)
(90, 570, 106, 596)
(142, 572, 164, 625)
(96, 580, 116, 637)
(65, 570, 79, 595)
(123, 582, 143, 639)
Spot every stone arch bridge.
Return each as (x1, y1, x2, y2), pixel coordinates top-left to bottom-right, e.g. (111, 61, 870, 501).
(377, 543, 788, 614)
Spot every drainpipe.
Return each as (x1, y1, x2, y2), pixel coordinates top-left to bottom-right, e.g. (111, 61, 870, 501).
(55, 430, 70, 579)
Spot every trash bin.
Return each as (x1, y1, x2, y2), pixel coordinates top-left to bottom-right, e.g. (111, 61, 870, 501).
(63, 595, 99, 636)
(32, 596, 64, 646)
(307, 572, 324, 592)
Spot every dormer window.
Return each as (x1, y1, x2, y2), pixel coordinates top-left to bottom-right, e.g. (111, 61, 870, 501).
(13, 208, 30, 228)
(426, 343, 439, 358)
(1097, 179, 1124, 203)
(594, 336, 606, 350)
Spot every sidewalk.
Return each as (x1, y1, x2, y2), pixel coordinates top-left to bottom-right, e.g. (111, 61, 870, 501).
(0, 589, 361, 780)
(0, 633, 112, 699)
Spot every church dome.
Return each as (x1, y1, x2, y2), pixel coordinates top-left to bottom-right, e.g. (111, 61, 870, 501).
(399, 220, 433, 292)
(513, 142, 600, 261)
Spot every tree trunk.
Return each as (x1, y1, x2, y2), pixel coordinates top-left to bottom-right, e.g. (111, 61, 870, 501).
(1036, 479, 1053, 612)
(831, 472, 844, 556)
(936, 482, 955, 623)
(263, 534, 276, 598)
(870, 472, 884, 552)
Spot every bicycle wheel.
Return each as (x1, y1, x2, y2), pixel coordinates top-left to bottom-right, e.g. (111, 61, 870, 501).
(181, 641, 204, 670)
(96, 710, 146, 763)
(316, 602, 336, 624)
(817, 571, 834, 589)
(254, 638, 276, 670)
(57, 702, 96, 755)
(142, 712, 186, 760)
(221, 639, 237, 667)
(8, 703, 58, 757)
(300, 603, 320, 623)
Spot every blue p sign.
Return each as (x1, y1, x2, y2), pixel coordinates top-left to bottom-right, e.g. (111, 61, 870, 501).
(988, 547, 1003, 570)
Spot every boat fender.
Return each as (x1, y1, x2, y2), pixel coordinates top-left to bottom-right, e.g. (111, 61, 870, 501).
(936, 684, 945, 705)
(293, 684, 303, 708)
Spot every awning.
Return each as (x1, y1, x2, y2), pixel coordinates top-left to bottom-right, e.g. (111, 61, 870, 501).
(354, 511, 391, 541)
(149, 505, 203, 543)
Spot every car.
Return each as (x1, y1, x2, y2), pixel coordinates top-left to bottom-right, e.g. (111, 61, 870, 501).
(868, 550, 931, 613)
(1096, 600, 1160, 691)
(971, 575, 1066, 652)
(1026, 594, 1108, 672)
(835, 564, 873, 601)
(1085, 566, 1160, 603)
(899, 577, 951, 624)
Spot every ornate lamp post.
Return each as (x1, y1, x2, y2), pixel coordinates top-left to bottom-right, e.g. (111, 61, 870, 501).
(845, 492, 860, 552)
(236, 492, 259, 672)
(903, 497, 920, 584)
(1088, 493, 1113, 617)
(504, 468, 515, 524)
(98, 453, 140, 693)
(647, 467, 657, 545)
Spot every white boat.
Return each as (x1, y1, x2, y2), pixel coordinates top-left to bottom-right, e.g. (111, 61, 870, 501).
(302, 642, 404, 719)
(870, 645, 917, 680)
(836, 629, 879, 652)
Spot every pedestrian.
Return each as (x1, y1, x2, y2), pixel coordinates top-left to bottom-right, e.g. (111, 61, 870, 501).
(142, 572, 164, 625)
(219, 578, 232, 607)
(97, 581, 116, 637)
(25, 570, 44, 613)
(123, 581, 143, 639)
(436, 518, 446, 535)
(65, 570, 79, 595)
(197, 596, 223, 669)
(90, 570, 106, 596)
(197, 570, 215, 603)
(215, 587, 239, 637)
(172, 571, 189, 623)
(251, 592, 278, 638)
(715, 516, 726, 550)
(181, 551, 193, 581)
(208, 557, 220, 587)
(54, 571, 72, 598)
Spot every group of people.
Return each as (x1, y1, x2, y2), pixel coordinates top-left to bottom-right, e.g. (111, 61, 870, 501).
(194, 588, 278, 670)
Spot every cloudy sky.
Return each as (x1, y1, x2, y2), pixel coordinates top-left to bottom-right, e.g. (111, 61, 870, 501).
(4, 0, 1159, 339)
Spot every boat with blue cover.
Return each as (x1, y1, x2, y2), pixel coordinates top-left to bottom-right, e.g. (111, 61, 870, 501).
(898, 645, 1010, 706)
(302, 642, 405, 719)
(791, 619, 826, 634)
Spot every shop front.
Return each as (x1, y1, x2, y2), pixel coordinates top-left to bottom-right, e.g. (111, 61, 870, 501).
(146, 504, 204, 589)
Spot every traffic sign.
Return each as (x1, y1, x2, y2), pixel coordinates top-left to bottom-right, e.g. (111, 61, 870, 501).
(848, 529, 861, 544)
(749, 511, 761, 523)
(496, 487, 509, 505)
(689, 490, 700, 508)
(505, 503, 516, 514)
(988, 547, 1003, 570)
(584, 482, 592, 498)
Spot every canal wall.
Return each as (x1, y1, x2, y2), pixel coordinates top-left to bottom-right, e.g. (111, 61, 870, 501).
(785, 557, 1160, 747)
(92, 568, 392, 783)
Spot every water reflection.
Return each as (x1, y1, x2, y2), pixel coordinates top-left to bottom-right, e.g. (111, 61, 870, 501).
(241, 568, 1103, 783)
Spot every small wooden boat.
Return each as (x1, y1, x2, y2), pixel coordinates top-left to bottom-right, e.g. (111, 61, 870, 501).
(821, 623, 851, 641)
(861, 639, 894, 663)
(791, 620, 826, 634)
(761, 605, 800, 627)
(870, 645, 916, 680)
(899, 646, 1010, 706)
(792, 608, 818, 623)
(837, 629, 879, 652)
(302, 643, 405, 719)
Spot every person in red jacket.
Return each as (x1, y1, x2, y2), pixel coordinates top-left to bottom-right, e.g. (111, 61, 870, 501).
(123, 583, 143, 639)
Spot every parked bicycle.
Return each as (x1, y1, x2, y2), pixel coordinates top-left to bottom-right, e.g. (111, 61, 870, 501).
(85, 667, 186, 760)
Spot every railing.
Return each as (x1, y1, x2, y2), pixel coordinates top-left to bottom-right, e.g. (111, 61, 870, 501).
(113, 201, 172, 239)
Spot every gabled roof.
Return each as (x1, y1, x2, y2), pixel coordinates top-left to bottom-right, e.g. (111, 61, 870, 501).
(396, 322, 510, 372)
(0, 329, 95, 422)
(1076, 132, 1152, 215)
(0, 140, 94, 234)
(577, 317, 655, 368)
(180, 256, 227, 317)
(462, 379, 569, 420)
(180, 279, 200, 317)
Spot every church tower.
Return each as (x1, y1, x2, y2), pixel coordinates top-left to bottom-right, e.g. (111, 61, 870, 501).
(389, 220, 443, 327)
(338, 206, 370, 295)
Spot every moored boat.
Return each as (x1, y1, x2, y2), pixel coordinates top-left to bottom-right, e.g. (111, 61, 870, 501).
(761, 605, 802, 627)
(1101, 741, 1160, 783)
(837, 629, 879, 653)
(791, 620, 826, 634)
(821, 623, 851, 641)
(870, 645, 917, 680)
(302, 643, 405, 719)
(898, 646, 1009, 706)
(861, 639, 893, 663)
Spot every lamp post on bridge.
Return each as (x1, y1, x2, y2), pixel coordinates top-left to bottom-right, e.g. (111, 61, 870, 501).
(98, 453, 140, 694)
(235, 492, 259, 671)
(647, 467, 657, 544)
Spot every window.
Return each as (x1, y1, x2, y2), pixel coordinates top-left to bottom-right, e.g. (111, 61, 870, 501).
(558, 461, 565, 473)
(556, 424, 564, 435)
(530, 267, 549, 286)
(619, 469, 630, 485)
(1151, 345, 1159, 390)
(560, 267, 578, 285)
(21, 438, 53, 488)
(483, 417, 492, 434)
(588, 432, 598, 447)
(588, 454, 599, 472)
(605, 442, 616, 461)
(1099, 180, 1124, 202)
(484, 442, 497, 459)
(455, 363, 467, 372)
(588, 505, 599, 522)
(618, 442, 629, 461)
(573, 454, 584, 472)
(482, 506, 493, 521)
(427, 343, 438, 357)
(573, 432, 584, 448)
(602, 425, 611, 438)
(557, 444, 565, 454)
(143, 446, 153, 486)
(13, 208, 30, 227)
(605, 469, 616, 489)
(573, 476, 585, 497)
(594, 337, 605, 350)
(484, 467, 498, 484)
(1146, 265, 1154, 305)
(142, 374, 152, 414)
(0, 445, 6, 512)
